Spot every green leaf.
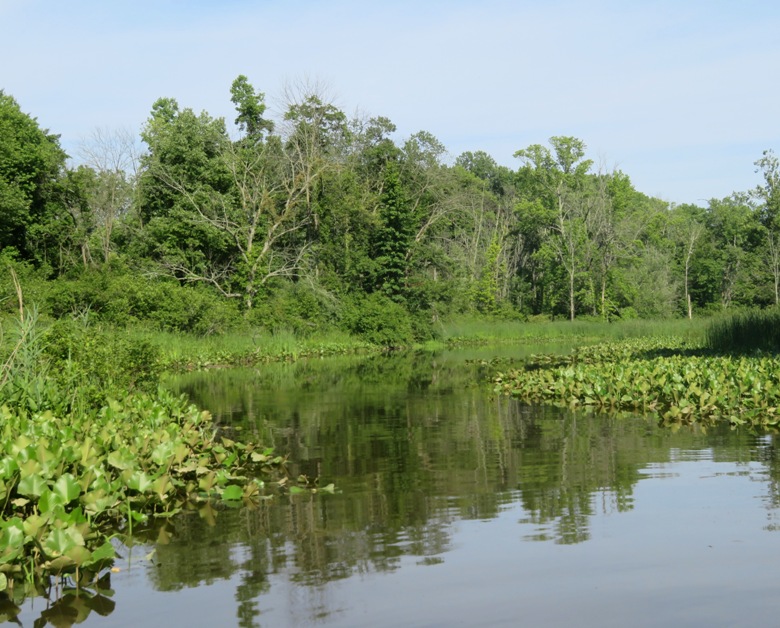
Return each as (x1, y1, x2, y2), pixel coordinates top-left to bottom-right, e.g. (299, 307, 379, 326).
(221, 484, 243, 501)
(107, 449, 135, 471)
(22, 514, 47, 540)
(53, 473, 81, 504)
(151, 441, 175, 466)
(126, 471, 154, 493)
(0, 457, 19, 479)
(38, 488, 66, 514)
(43, 526, 84, 558)
(17, 473, 48, 498)
(65, 545, 92, 567)
(89, 540, 115, 565)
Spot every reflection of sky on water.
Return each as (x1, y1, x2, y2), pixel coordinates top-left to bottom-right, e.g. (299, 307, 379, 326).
(49, 455, 777, 628)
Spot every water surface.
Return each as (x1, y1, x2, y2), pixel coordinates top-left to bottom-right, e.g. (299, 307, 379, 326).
(12, 346, 780, 627)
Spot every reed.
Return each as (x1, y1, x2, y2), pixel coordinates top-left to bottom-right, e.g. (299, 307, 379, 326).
(705, 308, 780, 353)
(442, 316, 707, 345)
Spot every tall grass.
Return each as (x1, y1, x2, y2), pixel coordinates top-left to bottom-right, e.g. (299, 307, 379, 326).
(705, 308, 780, 353)
(442, 316, 707, 345)
(133, 326, 370, 367)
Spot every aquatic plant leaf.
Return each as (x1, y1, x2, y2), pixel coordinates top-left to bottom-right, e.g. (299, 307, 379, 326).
(152, 474, 172, 500)
(173, 442, 190, 465)
(107, 449, 135, 471)
(151, 441, 175, 466)
(17, 473, 47, 498)
(126, 471, 154, 493)
(44, 555, 77, 577)
(38, 488, 66, 515)
(43, 526, 85, 558)
(64, 545, 92, 567)
(81, 489, 119, 516)
(128, 509, 147, 523)
(22, 514, 47, 540)
(198, 471, 216, 492)
(0, 457, 18, 479)
(221, 484, 243, 501)
(53, 473, 81, 504)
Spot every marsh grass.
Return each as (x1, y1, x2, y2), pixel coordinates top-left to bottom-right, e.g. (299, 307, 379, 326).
(442, 316, 707, 345)
(134, 327, 370, 369)
(706, 308, 780, 353)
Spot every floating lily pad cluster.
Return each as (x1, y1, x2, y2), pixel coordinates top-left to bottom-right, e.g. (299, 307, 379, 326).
(494, 338, 780, 428)
(0, 389, 288, 594)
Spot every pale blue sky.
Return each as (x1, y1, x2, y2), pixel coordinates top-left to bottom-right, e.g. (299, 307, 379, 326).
(1, 0, 778, 205)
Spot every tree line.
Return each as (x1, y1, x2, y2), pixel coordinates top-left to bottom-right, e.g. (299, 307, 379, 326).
(2, 79, 779, 340)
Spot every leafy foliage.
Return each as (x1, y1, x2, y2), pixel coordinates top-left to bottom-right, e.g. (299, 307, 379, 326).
(341, 293, 414, 347)
(495, 337, 780, 428)
(4, 82, 780, 344)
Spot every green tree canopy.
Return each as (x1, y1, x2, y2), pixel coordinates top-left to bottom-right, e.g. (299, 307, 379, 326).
(0, 91, 67, 261)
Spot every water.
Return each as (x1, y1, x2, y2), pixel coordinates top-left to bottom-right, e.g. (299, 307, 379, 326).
(12, 346, 780, 626)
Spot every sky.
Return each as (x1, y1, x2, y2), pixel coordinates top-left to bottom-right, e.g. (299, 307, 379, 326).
(1, 0, 779, 205)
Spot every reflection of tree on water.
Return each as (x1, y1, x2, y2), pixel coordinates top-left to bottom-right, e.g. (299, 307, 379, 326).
(163, 350, 780, 625)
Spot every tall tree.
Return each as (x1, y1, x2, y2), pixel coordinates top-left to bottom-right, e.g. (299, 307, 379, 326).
(138, 79, 338, 310)
(669, 204, 705, 318)
(373, 161, 413, 300)
(77, 127, 138, 263)
(0, 91, 67, 262)
(704, 194, 764, 309)
(230, 74, 274, 142)
(514, 136, 593, 320)
(754, 149, 780, 304)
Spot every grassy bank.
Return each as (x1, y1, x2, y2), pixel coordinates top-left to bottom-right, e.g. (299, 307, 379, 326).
(134, 327, 373, 370)
(132, 316, 711, 369)
(442, 316, 708, 346)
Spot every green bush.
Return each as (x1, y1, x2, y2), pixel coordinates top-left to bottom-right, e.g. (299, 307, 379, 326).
(248, 281, 338, 335)
(44, 267, 241, 334)
(340, 293, 414, 347)
(43, 318, 162, 411)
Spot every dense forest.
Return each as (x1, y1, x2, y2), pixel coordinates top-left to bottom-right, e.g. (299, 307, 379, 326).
(2, 77, 779, 343)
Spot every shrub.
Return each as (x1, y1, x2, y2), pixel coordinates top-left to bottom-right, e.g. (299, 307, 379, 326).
(340, 293, 414, 347)
(248, 281, 338, 335)
(44, 318, 162, 410)
(44, 267, 241, 334)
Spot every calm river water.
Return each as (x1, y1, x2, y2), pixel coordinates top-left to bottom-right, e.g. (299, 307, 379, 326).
(13, 345, 780, 627)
